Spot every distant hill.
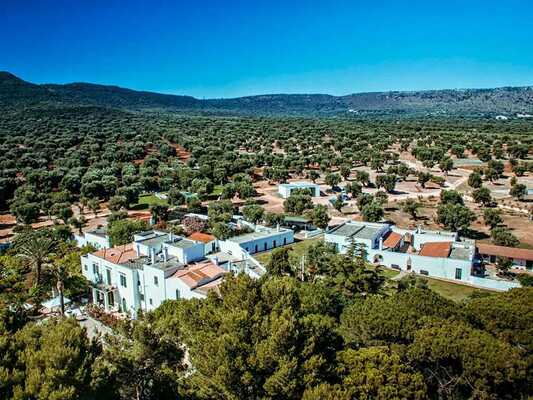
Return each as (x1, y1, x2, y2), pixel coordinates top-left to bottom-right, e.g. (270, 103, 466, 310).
(1, 71, 532, 116)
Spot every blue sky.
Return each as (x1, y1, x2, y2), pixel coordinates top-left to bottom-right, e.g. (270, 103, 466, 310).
(1, 0, 532, 98)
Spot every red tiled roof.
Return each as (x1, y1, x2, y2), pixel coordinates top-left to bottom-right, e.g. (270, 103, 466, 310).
(172, 261, 226, 289)
(419, 242, 452, 258)
(188, 232, 216, 244)
(192, 277, 224, 296)
(93, 244, 139, 264)
(383, 232, 402, 248)
(477, 243, 533, 261)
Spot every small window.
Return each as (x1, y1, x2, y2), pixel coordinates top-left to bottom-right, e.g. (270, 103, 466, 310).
(455, 268, 462, 280)
(122, 298, 127, 312)
(149, 298, 153, 305)
(106, 269, 112, 285)
(92, 263, 99, 274)
(254, 245, 258, 253)
(420, 270, 429, 276)
(140, 294, 144, 301)
(120, 274, 127, 288)
(283, 238, 287, 245)
(273, 240, 277, 248)
(264, 243, 267, 251)
(154, 276, 159, 286)
(84, 264, 88, 271)
(175, 289, 180, 300)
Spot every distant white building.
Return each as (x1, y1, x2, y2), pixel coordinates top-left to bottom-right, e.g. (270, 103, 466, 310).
(278, 182, 320, 198)
(81, 229, 226, 318)
(325, 220, 519, 291)
(75, 226, 111, 249)
(219, 225, 294, 256)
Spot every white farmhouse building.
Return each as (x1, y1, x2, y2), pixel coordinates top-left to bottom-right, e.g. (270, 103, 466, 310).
(219, 225, 294, 256)
(325, 221, 520, 291)
(75, 226, 111, 249)
(81, 230, 226, 318)
(278, 182, 320, 198)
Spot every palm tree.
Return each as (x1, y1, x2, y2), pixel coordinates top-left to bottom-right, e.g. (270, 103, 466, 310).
(14, 230, 57, 286)
(51, 261, 69, 316)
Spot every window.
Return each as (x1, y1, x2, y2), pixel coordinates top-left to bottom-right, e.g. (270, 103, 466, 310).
(420, 270, 429, 276)
(264, 243, 267, 251)
(92, 263, 99, 274)
(455, 268, 462, 280)
(149, 298, 153, 305)
(106, 269, 112, 285)
(122, 298, 127, 312)
(154, 276, 159, 286)
(120, 274, 127, 288)
(175, 289, 180, 300)
(84, 264, 88, 271)
(254, 245, 258, 253)
(140, 294, 144, 302)
(283, 238, 287, 245)
(273, 240, 276, 248)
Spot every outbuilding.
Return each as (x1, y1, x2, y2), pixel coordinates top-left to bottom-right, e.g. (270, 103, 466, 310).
(278, 182, 320, 198)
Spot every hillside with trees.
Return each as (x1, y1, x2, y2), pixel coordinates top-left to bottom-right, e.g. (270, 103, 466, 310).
(2, 71, 533, 116)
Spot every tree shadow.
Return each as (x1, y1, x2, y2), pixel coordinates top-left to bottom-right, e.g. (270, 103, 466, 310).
(390, 189, 408, 195)
(463, 229, 490, 240)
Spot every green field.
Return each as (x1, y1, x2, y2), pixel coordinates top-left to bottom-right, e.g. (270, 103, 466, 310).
(425, 277, 488, 302)
(131, 193, 169, 210)
(379, 268, 401, 279)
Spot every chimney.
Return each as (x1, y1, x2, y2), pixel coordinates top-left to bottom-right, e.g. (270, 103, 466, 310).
(150, 248, 155, 265)
(163, 247, 168, 262)
(169, 232, 174, 242)
(136, 245, 140, 257)
(379, 237, 383, 251)
(276, 223, 280, 232)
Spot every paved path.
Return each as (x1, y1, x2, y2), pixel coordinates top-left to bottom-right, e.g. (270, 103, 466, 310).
(79, 316, 114, 340)
(391, 270, 409, 281)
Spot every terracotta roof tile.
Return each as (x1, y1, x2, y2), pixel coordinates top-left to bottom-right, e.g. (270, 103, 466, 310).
(383, 232, 402, 248)
(188, 232, 216, 244)
(419, 242, 452, 258)
(93, 244, 139, 264)
(171, 261, 226, 289)
(477, 243, 533, 261)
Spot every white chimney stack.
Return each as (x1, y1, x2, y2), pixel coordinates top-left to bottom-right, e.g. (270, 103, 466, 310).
(151, 248, 156, 264)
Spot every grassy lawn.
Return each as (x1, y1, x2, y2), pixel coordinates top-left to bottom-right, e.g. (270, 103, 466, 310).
(379, 268, 401, 279)
(254, 237, 323, 266)
(425, 277, 488, 302)
(131, 193, 169, 210)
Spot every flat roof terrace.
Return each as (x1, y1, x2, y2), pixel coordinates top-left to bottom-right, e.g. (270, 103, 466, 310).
(230, 228, 291, 244)
(328, 222, 386, 240)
